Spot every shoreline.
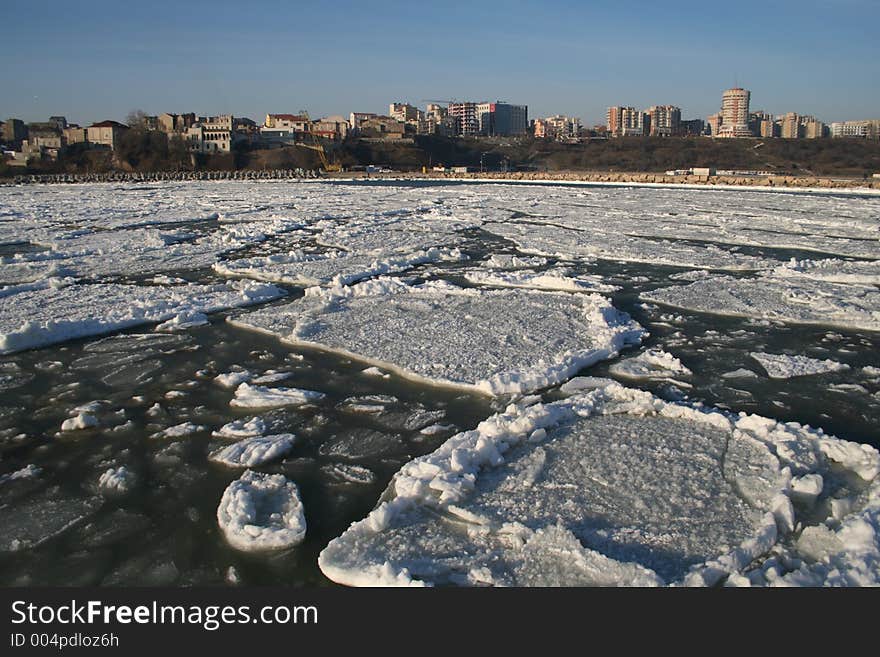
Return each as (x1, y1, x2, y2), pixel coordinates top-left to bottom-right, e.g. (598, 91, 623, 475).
(4, 168, 879, 192)
(341, 170, 880, 192)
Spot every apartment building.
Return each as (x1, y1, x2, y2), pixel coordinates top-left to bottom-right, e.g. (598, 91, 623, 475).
(607, 106, 646, 137)
(448, 102, 479, 137)
(646, 105, 681, 137)
(717, 88, 752, 138)
(780, 112, 801, 139)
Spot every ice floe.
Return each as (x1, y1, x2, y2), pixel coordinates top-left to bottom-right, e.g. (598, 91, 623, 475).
(229, 382, 326, 408)
(152, 422, 206, 439)
(230, 278, 644, 396)
(214, 417, 267, 439)
(209, 433, 296, 468)
(216, 470, 306, 551)
(464, 269, 617, 293)
(98, 466, 136, 495)
(608, 349, 692, 383)
(319, 381, 880, 587)
(750, 352, 850, 379)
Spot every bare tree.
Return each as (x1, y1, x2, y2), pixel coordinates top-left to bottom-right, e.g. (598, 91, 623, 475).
(126, 109, 149, 130)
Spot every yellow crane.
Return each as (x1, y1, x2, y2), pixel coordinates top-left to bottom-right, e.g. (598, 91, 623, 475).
(295, 110, 342, 173)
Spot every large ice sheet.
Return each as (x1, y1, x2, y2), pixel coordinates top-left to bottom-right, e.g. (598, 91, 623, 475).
(643, 275, 880, 332)
(484, 222, 769, 271)
(230, 278, 644, 395)
(319, 382, 880, 587)
(476, 185, 880, 260)
(0, 280, 284, 354)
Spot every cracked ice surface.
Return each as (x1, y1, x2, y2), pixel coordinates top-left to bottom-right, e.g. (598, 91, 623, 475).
(643, 274, 880, 332)
(230, 278, 644, 395)
(483, 222, 769, 271)
(0, 280, 284, 354)
(473, 184, 880, 260)
(319, 382, 880, 587)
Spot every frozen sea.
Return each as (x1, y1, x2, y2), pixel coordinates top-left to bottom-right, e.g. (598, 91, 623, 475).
(0, 179, 878, 586)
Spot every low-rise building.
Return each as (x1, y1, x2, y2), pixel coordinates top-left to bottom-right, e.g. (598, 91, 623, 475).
(389, 103, 421, 124)
(2, 118, 27, 147)
(87, 120, 129, 150)
(830, 121, 868, 138)
(265, 113, 310, 132)
(312, 116, 349, 141)
(64, 125, 88, 145)
(158, 112, 197, 133)
(184, 115, 237, 153)
(349, 112, 379, 135)
(357, 115, 405, 140)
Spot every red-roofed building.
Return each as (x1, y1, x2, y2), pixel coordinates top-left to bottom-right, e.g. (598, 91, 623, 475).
(87, 120, 129, 150)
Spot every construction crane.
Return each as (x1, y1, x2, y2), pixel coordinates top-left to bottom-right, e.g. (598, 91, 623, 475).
(421, 99, 457, 105)
(294, 110, 342, 173)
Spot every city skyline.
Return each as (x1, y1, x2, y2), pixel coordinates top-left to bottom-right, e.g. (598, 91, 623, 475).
(2, 0, 877, 127)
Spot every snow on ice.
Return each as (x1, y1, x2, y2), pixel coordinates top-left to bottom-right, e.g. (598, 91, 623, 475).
(230, 278, 644, 396)
(319, 382, 880, 587)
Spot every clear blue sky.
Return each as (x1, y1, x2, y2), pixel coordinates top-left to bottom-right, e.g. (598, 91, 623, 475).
(2, 0, 877, 127)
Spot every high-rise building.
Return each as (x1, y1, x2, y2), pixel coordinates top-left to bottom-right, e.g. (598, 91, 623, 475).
(607, 107, 645, 137)
(760, 118, 778, 138)
(803, 119, 825, 139)
(646, 105, 681, 136)
(705, 112, 722, 136)
(717, 88, 752, 138)
(679, 119, 705, 136)
(448, 102, 479, 137)
(781, 112, 801, 139)
(476, 102, 528, 136)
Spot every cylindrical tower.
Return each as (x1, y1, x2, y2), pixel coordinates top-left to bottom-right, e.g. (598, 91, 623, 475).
(718, 87, 752, 137)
